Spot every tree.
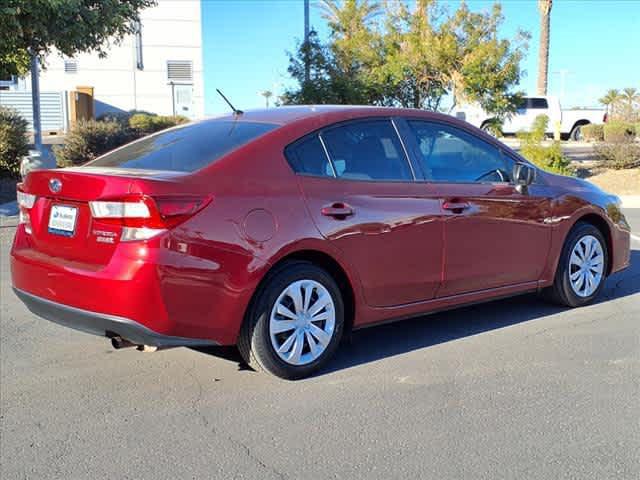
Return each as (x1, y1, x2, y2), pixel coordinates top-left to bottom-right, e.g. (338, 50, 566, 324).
(0, 0, 156, 78)
(380, 0, 528, 114)
(260, 90, 273, 108)
(280, 30, 349, 105)
(620, 87, 639, 121)
(599, 89, 621, 117)
(600, 88, 639, 121)
(536, 0, 552, 95)
(282, 0, 529, 119)
(319, 0, 382, 36)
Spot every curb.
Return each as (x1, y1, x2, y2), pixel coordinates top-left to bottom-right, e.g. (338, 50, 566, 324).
(0, 215, 18, 228)
(620, 196, 640, 209)
(0, 200, 18, 217)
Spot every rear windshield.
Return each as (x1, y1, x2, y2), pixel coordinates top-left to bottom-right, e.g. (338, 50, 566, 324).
(87, 120, 278, 172)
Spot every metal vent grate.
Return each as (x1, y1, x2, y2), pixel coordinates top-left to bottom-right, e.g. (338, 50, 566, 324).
(64, 60, 78, 74)
(167, 60, 193, 83)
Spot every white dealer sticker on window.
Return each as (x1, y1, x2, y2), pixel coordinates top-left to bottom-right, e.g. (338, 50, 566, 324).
(48, 205, 78, 237)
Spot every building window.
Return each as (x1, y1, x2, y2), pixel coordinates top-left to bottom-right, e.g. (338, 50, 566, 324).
(0, 74, 17, 89)
(167, 60, 193, 83)
(64, 60, 78, 74)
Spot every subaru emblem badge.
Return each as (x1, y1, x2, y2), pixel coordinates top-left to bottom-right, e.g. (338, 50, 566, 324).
(49, 178, 62, 194)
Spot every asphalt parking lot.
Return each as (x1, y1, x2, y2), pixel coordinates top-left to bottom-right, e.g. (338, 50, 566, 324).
(1, 212, 639, 480)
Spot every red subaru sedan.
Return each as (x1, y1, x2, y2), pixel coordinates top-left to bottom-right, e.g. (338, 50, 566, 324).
(11, 106, 631, 379)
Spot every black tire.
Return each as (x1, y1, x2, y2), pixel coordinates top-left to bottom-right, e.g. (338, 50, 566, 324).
(570, 123, 586, 141)
(238, 260, 344, 380)
(480, 122, 494, 136)
(542, 222, 608, 307)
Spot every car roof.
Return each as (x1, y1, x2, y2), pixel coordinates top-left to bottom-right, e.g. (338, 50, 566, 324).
(196, 105, 523, 163)
(204, 105, 448, 126)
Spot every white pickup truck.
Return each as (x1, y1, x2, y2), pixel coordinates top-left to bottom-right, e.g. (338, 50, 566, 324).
(453, 96, 607, 140)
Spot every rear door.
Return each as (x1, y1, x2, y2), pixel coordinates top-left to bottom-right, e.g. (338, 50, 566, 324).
(403, 119, 552, 297)
(287, 118, 444, 308)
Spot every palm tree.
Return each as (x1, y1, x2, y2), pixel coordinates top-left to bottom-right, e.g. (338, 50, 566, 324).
(599, 88, 621, 117)
(260, 90, 273, 108)
(536, 0, 552, 95)
(318, 0, 382, 40)
(620, 87, 639, 121)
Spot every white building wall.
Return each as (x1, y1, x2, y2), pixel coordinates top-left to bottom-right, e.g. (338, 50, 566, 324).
(20, 0, 204, 119)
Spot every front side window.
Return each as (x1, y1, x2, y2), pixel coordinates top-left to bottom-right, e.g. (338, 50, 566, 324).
(407, 121, 512, 183)
(320, 120, 412, 181)
(88, 121, 278, 172)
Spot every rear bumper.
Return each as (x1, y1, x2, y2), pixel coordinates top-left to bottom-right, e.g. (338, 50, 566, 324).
(11, 224, 267, 345)
(13, 287, 217, 348)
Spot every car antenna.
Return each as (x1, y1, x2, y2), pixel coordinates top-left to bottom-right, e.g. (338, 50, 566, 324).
(216, 89, 243, 115)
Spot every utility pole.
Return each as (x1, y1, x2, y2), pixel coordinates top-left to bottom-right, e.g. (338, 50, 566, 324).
(552, 69, 572, 100)
(304, 0, 310, 82)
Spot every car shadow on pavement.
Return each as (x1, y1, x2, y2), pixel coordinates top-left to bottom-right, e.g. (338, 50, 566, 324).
(192, 250, 639, 378)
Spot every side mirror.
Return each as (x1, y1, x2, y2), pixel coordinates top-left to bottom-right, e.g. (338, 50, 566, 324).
(512, 163, 536, 192)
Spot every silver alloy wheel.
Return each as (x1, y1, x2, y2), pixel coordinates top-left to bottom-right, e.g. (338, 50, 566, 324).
(269, 279, 336, 366)
(569, 234, 605, 297)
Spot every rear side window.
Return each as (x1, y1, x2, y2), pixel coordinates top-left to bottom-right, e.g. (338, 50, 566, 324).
(285, 136, 333, 177)
(88, 121, 278, 172)
(321, 120, 412, 181)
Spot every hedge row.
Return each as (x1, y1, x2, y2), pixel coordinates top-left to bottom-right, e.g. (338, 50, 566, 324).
(0, 107, 29, 178)
(54, 112, 188, 167)
(582, 121, 638, 143)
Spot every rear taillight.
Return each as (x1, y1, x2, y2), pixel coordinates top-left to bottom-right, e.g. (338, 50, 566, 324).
(89, 195, 211, 241)
(17, 186, 36, 234)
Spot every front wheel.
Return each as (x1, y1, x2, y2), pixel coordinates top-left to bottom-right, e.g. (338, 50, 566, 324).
(543, 222, 608, 307)
(238, 261, 344, 380)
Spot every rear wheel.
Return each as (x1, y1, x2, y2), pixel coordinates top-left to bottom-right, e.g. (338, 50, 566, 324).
(238, 261, 344, 380)
(570, 123, 586, 141)
(543, 222, 608, 307)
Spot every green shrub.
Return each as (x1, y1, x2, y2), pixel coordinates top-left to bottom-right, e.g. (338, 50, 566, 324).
(53, 120, 132, 167)
(96, 111, 132, 127)
(596, 141, 640, 169)
(0, 107, 29, 177)
(128, 113, 157, 133)
(581, 123, 604, 142)
(520, 141, 573, 176)
(129, 113, 188, 135)
(517, 115, 573, 176)
(603, 121, 636, 143)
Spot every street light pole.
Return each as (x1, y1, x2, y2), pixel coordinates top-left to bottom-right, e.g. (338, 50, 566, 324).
(30, 54, 42, 154)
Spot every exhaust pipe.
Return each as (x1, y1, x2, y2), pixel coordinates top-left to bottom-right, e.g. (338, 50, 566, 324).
(137, 345, 158, 353)
(111, 336, 136, 349)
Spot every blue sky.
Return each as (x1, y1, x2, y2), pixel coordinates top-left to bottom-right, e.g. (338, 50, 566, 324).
(202, 0, 640, 115)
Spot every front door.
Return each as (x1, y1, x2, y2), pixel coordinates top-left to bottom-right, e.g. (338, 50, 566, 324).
(287, 119, 444, 308)
(403, 119, 552, 297)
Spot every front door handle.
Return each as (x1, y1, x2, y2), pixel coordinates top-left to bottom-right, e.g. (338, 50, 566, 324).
(442, 201, 470, 213)
(321, 202, 354, 219)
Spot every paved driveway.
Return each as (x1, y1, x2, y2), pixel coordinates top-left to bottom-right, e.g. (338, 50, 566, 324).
(1, 214, 639, 480)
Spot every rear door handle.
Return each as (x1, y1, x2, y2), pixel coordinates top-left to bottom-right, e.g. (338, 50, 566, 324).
(321, 202, 354, 219)
(442, 201, 470, 213)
